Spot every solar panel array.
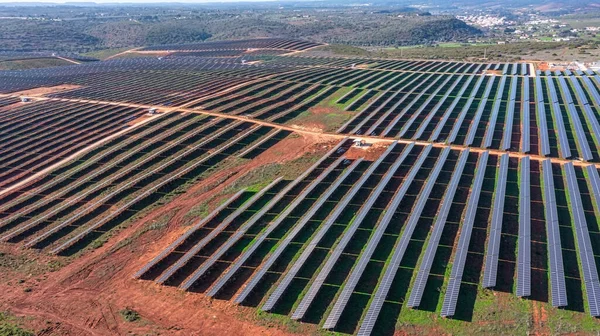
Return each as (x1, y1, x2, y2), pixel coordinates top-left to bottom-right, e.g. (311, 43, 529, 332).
(406, 148, 470, 308)
(132, 133, 600, 333)
(5, 43, 600, 335)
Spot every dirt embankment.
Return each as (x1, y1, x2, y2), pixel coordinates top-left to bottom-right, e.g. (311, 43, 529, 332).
(0, 134, 335, 336)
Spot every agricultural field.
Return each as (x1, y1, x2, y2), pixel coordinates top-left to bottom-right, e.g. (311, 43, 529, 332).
(1, 38, 600, 335)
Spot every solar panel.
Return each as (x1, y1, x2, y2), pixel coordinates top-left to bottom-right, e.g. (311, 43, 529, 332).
(414, 75, 464, 140)
(581, 76, 600, 108)
(382, 74, 444, 137)
(557, 77, 592, 160)
(502, 78, 518, 150)
(1, 117, 229, 242)
(237, 129, 282, 158)
(289, 142, 408, 319)
(564, 163, 600, 316)
(536, 77, 551, 156)
(542, 159, 568, 307)
(430, 76, 474, 142)
(236, 141, 402, 305)
(255, 159, 364, 308)
(181, 155, 349, 291)
(133, 189, 246, 279)
(482, 153, 509, 288)
(516, 156, 531, 297)
(482, 75, 507, 148)
(322, 145, 433, 329)
(357, 146, 451, 336)
(441, 151, 489, 317)
(156, 138, 352, 285)
(465, 76, 495, 146)
(406, 148, 470, 308)
(155, 177, 284, 285)
(521, 77, 531, 153)
(570, 77, 600, 155)
(545, 78, 572, 159)
(446, 75, 487, 144)
(350, 88, 399, 134)
(48, 122, 269, 255)
(396, 76, 455, 138)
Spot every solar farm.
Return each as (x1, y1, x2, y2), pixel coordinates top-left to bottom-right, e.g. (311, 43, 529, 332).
(2, 37, 600, 334)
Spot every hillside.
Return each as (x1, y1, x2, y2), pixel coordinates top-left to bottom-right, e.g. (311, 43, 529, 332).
(0, 7, 481, 53)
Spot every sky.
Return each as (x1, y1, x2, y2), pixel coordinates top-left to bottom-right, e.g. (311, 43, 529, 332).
(0, 0, 285, 3)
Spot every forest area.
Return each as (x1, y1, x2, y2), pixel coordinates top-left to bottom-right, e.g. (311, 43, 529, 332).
(0, 5, 481, 53)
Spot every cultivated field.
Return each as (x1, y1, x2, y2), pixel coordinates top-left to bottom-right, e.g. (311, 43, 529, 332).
(1, 38, 600, 335)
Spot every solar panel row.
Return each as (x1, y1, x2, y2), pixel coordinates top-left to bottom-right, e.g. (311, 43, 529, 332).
(407, 148, 470, 308)
(430, 75, 474, 142)
(293, 142, 412, 319)
(239, 142, 399, 307)
(564, 163, 600, 316)
(516, 157, 531, 297)
(542, 159, 568, 307)
(182, 155, 350, 291)
(322, 145, 433, 329)
(257, 158, 365, 308)
(465, 76, 496, 146)
(483, 76, 507, 148)
(545, 78, 572, 159)
(441, 151, 489, 317)
(482, 153, 509, 288)
(357, 146, 451, 336)
(521, 77, 531, 153)
(535, 77, 551, 156)
(207, 157, 363, 298)
(502, 77, 517, 150)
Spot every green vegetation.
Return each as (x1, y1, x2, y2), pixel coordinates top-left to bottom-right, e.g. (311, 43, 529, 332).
(0, 57, 72, 70)
(119, 308, 141, 322)
(396, 289, 530, 335)
(0, 312, 33, 336)
(0, 6, 480, 53)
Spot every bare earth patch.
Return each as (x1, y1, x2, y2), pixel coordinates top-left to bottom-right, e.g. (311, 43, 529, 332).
(12, 85, 82, 97)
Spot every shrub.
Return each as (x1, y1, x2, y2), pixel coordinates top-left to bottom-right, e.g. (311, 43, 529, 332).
(119, 308, 140, 322)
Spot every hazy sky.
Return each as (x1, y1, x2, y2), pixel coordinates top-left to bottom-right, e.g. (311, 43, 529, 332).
(0, 0, 283, 3)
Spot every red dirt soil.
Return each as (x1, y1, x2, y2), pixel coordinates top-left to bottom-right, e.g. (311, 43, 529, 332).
(344, 142, 388, 161)
(0, 134, 336, 336)
(12, 85, 82, 97)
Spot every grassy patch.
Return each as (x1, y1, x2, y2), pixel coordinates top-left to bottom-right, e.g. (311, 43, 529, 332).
(0, 251, 65, 276)
(184, 151, 321, 225)
(397, 287, 530, 335)
(0, 312, 33, 336)
(82, 47, 132, 60)
(109, 211, 175, 253)
(0, 58, 72, 70)
(119, 308, 141, 322)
